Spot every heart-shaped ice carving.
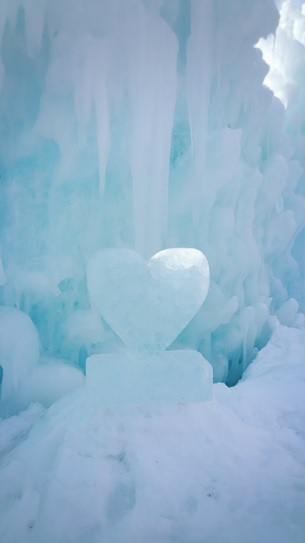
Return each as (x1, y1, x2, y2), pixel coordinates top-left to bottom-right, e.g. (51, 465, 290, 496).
(87, 248, 209, 352)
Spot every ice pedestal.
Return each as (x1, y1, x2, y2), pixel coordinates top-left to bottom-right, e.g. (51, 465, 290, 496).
(86, 350, 213, 406)
(86, 248, 212, 406)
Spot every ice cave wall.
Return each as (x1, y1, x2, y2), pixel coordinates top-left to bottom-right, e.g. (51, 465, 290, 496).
(0, 0, 304, 386)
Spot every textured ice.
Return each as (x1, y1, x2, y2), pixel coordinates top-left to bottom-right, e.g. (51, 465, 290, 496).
(0, 0, 304, 388)
(87, 248, 210, 352)
(86, 350, 213, 406)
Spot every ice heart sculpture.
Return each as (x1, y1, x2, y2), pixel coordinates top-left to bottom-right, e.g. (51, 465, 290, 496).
(87, 248, 210, 352)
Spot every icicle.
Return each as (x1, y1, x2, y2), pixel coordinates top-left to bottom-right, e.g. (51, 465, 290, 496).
(74, 35, 110, 195)
(126, 7, 178, 256)
(94, 43, 110, 198)
(74, 35, 96, 147)
(187, 0, 215, 225)
(23, 0, 45, 55)
(0, 244, 6, 286)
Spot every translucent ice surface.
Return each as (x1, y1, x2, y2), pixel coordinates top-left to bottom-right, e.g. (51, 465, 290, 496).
(87, 248, 210, 352)
(86, 350, 213, 406)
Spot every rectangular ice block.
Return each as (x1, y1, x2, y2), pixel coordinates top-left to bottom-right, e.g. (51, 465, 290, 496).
(86, 350, 213, 405)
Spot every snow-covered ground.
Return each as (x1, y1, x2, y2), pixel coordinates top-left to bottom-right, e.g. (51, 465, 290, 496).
(0, 318, 304, 543)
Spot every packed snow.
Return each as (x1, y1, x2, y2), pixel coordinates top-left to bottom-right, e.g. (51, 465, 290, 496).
(0, 320, 305, 543)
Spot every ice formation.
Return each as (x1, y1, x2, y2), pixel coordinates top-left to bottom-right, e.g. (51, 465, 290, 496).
(86, 247, 211, 405)
(0, 307, 39, 405)
(0, 306, 84, 414)
(0, 2, 305, 542)
(0, 0, 304, 408)
(86, 350, 213, 405)
(257, 0, 305, 312)
(87, 248, 209, 352)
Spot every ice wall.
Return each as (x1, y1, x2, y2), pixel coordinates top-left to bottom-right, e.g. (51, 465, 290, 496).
(257, 0, 305, 313)
(0, 0, 304, 388)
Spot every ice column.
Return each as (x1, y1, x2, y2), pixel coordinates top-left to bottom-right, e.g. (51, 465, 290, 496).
(126, 7, 178, 257)
(187, 0, 215, 226)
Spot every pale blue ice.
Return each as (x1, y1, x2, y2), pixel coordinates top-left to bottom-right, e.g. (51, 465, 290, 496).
(0, 1, 305, 541)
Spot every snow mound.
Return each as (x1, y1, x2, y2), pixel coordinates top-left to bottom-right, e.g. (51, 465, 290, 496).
(0, 321, 304, 543)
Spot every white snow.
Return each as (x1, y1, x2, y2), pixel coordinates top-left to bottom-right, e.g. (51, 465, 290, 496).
(0, 320, 304, 543)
